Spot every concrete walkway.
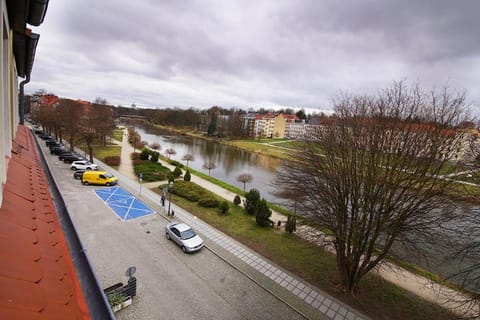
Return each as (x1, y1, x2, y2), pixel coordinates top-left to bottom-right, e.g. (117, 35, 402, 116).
(113, 130, 370, 320)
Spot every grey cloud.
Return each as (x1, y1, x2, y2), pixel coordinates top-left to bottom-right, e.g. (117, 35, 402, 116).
(28, 0, 480, 111)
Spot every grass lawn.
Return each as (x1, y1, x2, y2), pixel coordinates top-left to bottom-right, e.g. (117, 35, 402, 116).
(151, 186, 457, 320)
(111, 129, 124, 142)
(91, 145, 121, 161)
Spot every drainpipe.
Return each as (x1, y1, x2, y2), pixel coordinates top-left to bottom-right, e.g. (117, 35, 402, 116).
(19, 74, 30, 125)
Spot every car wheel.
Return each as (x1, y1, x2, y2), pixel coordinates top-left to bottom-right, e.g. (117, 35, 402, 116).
(106, 182, 111, 186)
(71, 167, 77, 170)
(86, 167, 91, 170)
(166, 233, 170, 240)
(83, 181, 89, 185)
(181, 246, 187, 253)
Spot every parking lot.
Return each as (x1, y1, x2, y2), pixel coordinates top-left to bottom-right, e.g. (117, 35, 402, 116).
(36, 137, 309, 320)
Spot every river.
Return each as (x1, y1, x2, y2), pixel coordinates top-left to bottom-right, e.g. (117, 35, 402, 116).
(134, 124, 283, 203)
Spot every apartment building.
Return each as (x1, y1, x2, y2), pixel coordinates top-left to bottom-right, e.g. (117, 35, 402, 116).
(1, 1, 112, 318)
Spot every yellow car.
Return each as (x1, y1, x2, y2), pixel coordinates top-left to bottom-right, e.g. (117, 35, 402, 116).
(81, 171, 118, 186)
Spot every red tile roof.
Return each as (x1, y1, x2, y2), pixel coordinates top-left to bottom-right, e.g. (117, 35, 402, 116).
(0, 125, 90, 320)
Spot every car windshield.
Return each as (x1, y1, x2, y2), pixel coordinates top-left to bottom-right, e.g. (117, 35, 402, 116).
(181, 228, 196, 240)
(105, 173, 114, 178)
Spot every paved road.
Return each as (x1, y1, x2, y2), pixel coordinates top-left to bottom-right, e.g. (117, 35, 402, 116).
(38, 142, 308, 319)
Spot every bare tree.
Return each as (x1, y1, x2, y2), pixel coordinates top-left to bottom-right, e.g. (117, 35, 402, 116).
(165, 148, 176, 159)
(274, 81, 470, 294)
(182, 154, 194, 168)
(93, 97, 108, 105)
(203, 161, 216, 176)
(237, 173, 253, 192)
(57, 99, 84, 151)
(150, 142, 161, 151)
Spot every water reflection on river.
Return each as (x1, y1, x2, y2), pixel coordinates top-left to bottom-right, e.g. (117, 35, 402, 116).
(135, 124, 282, 202)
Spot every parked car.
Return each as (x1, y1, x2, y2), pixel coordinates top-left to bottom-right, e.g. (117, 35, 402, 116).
(39, 132, 51, 140)
(48, 142, 64, 149)
(58, 152, 75, 161)
(81, 171, 118, 186)
(50, 146, 67, 155)
(73, 170, 86, 180)
(165, 222, 204, 253)
(46, 139, 59, 147)
(62, 154, 85, 164)
(70, 160, 98, 171)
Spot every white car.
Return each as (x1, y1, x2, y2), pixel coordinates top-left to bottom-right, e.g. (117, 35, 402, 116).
(165, 222, 204, 253)
(70, 160, 98, 171)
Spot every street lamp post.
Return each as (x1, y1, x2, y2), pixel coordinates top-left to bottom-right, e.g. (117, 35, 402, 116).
(167, 181, 174, 216)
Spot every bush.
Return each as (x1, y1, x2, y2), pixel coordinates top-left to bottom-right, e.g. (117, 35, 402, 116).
(151, 151, 159, 163)
(131, 152, 141, 160)
(133, 161, 171, 182)
(173, 166, 182, 178)
(168, 160, 184, 168)
(184, 170, 191, 181)
(104, 155, 121, 166)
(255, 198, 272, 227)
(219, 201, 229, 214)
(167, 180, 219, 204)
(233, 195, 241, 206)
(285, 215, 297, 233)
(140, 148, 150, 160)
(244, 188, 260, 215)
(198, 197, 220, 208)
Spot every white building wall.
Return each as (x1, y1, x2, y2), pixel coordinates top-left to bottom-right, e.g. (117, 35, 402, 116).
(0, 1, 17, 204)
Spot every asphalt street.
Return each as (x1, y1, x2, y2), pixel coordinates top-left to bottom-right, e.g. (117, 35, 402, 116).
(37, 141, 308, 320)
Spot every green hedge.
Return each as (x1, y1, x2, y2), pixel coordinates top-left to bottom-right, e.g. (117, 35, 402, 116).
(165, 180, 220, 208)
(133, 161, 171, 182)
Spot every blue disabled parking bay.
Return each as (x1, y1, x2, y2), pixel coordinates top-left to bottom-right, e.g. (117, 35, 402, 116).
(95, 186, 155, 221)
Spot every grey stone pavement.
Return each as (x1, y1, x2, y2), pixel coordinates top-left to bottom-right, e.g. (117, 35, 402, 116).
(111, 130, 370, 320)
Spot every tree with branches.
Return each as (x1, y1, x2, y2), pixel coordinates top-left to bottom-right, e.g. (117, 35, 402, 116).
(274, 81, 470, 295)
(165, 148, 176, 159)
(182, 154, 195, 168)
(203, 161, 216, 176)
(57, 99, 84, 151)
(237, 173, 253, 193)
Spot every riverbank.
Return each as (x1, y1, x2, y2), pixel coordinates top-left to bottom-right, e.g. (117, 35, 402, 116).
(115, 126, 477, 318)
(143, 121, 480, 205)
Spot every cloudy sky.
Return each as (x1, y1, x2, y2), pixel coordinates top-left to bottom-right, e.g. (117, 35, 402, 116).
(28, 0, 480, 113)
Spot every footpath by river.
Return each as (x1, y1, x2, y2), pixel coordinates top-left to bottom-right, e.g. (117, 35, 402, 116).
(113, 127, 477, 317)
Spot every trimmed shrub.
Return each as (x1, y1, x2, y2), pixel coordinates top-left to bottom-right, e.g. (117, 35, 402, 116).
(104, 156, 121, 166)
(244, 188, 260, 215)
(150, 151, 159, 163)
(255, 198, 272, 227)
(233, 195, 241, 206)
(167, 180, 219, 204)
(168, 160, 185, 168)
(140, 148, 150, 160)
(173, 166, 182, 178)
(198, 197, 220, 208)
(131, 152, 141, 160)
(133, 161, 171, 182)
(219, 201, 229, 214)
(184, 170, 191, 182)
(285, 215, 297, 233)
